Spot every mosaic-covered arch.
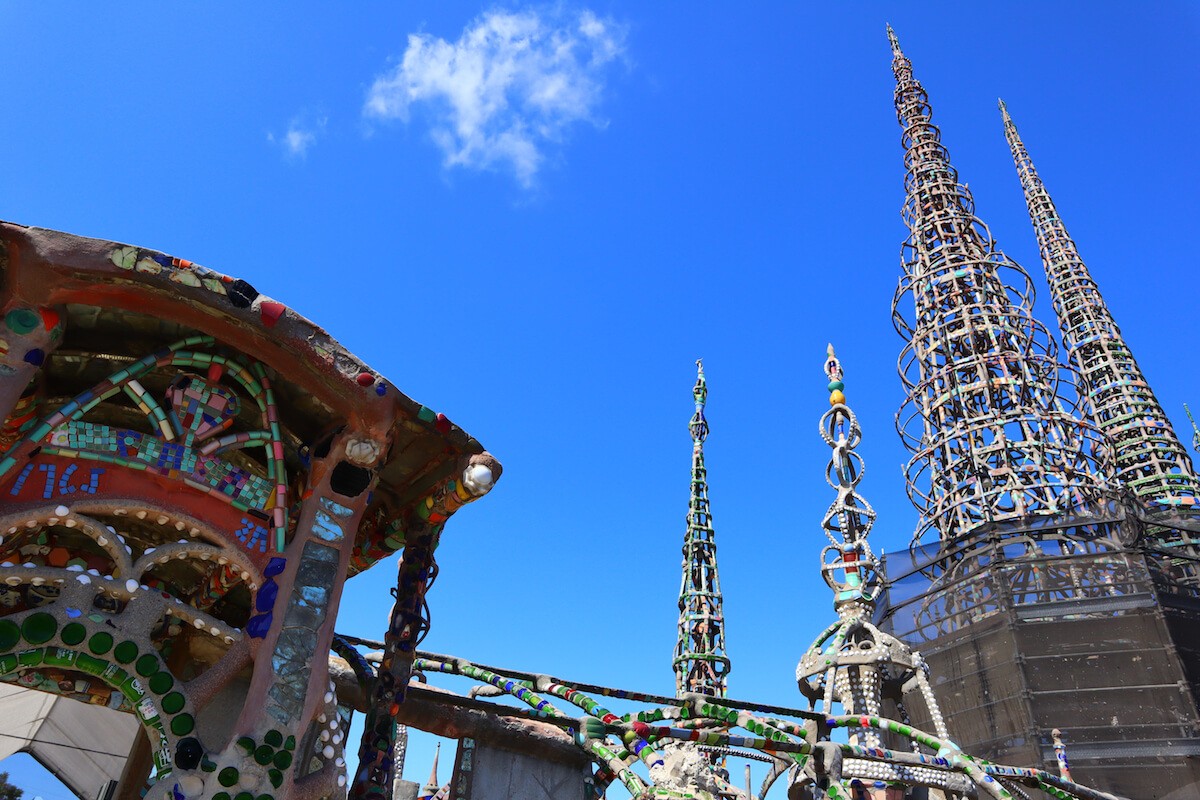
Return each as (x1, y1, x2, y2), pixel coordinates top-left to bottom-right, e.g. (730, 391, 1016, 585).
(0, 223, 501, 800)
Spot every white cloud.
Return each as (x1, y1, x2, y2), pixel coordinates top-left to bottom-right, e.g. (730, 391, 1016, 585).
(268, 116, 327, 160)
(365, 7, 627, 186)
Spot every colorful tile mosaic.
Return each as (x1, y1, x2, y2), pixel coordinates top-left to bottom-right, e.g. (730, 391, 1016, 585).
(166, 374, 240, 447)
(47, 421, 274, 510)
(235, 518, 270, 554)
(0, 336, 293, 554)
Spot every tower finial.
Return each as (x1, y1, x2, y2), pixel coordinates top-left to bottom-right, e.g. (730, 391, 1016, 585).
(674, 360, 729, 700)
(690, 359, 708, 443)
(418, 743, 441, 800)
(1003, 101, 1200, 514)
(886, 23, 902, 57)
(1185, 404, 1200, 453)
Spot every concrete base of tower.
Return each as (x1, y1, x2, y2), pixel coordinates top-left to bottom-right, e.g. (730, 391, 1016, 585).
(877, 503, 1200, 800)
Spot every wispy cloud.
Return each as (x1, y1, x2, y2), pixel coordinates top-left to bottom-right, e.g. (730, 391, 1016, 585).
(364, 7, 627, 187)
(268, 115, 327, 160)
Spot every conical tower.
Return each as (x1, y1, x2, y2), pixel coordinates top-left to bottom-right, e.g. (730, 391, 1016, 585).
(1001, 99, 1200, 514)
(888, 26, 1110, 545)
(876, 30, 1200, 795)
(673, 360, 730, 698)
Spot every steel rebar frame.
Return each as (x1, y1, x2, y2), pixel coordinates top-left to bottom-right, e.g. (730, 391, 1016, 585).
(1000, 101, 1200, 522)
(888, 26, 1111, 548)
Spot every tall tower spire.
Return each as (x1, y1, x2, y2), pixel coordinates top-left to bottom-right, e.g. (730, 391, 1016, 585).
(888, 28, 1109, 544)
(1001, 100, 1200, 511)
(673, 359, 730, 698)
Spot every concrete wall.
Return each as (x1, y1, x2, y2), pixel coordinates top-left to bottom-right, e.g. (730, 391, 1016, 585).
(453, 739, 586, 800)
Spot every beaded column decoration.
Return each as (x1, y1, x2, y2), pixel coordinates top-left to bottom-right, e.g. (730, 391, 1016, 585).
(673, 360, 731, 699)
(1051, 729, 1072, 783)
(1001, 100, 1200, 515)
(888, 26, 1110, 546)
(351, 455, 500, 800)
(797, 346, 949, 751)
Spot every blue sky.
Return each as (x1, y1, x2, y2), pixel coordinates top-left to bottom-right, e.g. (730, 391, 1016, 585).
(1, 2, 1198, 797)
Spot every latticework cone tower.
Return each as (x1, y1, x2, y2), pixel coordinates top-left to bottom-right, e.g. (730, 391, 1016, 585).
(888, 26, 1110, 546)
(673, 360, 730, 698)
(1000, 100, 1200, 515)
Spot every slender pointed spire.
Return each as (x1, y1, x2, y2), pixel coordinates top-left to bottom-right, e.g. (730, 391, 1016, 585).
(888, 28, 1109, 544)
(886, 23, 902, 57)
(417, 743, 441, 800)
(796, 346, 950, 745)
(1002, 101, 1200, 512)
(673, 359, 730, 698)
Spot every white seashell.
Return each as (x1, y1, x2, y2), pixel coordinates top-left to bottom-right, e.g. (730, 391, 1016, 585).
(177, 775, 204, 797)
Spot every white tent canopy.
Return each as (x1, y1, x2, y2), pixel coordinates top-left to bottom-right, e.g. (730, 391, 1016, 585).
(0, 685, 138, 800)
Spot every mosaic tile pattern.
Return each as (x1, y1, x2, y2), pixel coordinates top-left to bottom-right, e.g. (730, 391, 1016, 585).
(166, 374, 240, 447)
(47, 421, 274, 511)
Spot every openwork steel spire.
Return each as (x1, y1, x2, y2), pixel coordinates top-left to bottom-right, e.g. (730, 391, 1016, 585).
(888, 26, 1109, 544)
(1001, 100, 1200, 511)
(673, 360, 730, 698)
